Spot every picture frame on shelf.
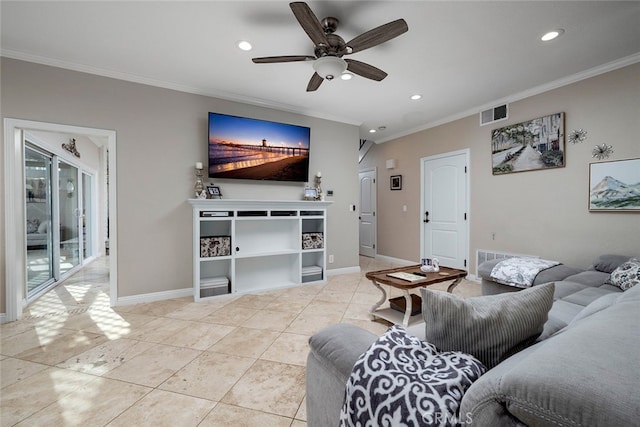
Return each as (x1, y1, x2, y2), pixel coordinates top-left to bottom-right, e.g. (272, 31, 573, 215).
(390, 175, 402, 190)
(588, 158, 640, 212)
(303, 187, 318, 200)
(206, 185, 222, 199)
(491, 112, 565, 175)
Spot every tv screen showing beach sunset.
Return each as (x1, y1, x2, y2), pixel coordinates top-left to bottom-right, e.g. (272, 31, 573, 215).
(208, 112, 311, 182)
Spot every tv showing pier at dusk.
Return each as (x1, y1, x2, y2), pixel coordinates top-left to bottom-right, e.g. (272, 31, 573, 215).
(208, 112, 311, 182)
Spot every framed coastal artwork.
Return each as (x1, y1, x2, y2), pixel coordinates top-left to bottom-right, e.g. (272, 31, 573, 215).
(589, 158, 640, 212)
(491, 112, 565, 175)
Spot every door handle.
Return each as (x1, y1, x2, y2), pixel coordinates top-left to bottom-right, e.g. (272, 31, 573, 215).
(424, 211, 430, 223)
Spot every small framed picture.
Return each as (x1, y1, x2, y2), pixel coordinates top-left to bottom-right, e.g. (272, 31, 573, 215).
(304, 187, 318, 200)
(390, 175, 402, 190)
(207, 185, 222, 199)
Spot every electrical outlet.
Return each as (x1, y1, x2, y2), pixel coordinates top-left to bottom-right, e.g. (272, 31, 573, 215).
(329, 254, 334, 263)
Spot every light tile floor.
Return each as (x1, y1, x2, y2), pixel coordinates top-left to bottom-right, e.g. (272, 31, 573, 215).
(1, 256, 480, 426)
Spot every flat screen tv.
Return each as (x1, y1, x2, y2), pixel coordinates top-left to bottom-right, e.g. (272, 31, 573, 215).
(208, 112, 310, 182)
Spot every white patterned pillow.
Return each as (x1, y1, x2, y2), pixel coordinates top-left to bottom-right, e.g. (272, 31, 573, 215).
(605, 258, 640, 291)
(339, 325, 486, 427)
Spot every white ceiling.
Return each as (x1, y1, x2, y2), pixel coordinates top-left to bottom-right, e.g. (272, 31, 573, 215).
(2, 1, 639, 142)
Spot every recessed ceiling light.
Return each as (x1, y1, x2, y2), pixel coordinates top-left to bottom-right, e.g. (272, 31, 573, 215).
(340, 72, 353, 80)
(541, 29, 564, 42)
(410, 94, 422, 100)
(237, 40, 252, 51)
(369, 129, 377, 133)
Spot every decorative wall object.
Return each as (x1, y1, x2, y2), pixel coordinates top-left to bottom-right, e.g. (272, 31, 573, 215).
(592, 143, 614, 160)
(491, 112, 565, 175)
(568, 129, 587, 144)
(390, 175, 402, 190)
(61, 138, 81, 158)
(589, 158, 640, 212)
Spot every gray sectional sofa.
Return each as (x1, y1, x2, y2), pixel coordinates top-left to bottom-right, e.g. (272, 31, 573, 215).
(306, 254, 640, 426)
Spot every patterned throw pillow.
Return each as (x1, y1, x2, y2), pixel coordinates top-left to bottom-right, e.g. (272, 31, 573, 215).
(26, 219, 41, 234)
(339, 325, 486, 427)
(605, 258, 640, 291)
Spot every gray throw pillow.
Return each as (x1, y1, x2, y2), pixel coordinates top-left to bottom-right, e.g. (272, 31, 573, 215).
(420, 282, 554, 369)
(591, 254, 631, 273)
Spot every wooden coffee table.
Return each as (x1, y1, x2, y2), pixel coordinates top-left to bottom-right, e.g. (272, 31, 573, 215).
(365, 265, 467, 327)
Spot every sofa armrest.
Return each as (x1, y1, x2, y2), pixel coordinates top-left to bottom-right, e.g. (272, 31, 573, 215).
(461, 289, 640, 426)
(306, 323, 378, 427)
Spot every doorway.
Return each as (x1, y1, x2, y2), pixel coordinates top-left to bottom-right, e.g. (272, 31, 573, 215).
(4, 119, 117, 323)
(420, 149, 469, 269)
(24, 141, 98, 302)
(358, 168, 376, 258)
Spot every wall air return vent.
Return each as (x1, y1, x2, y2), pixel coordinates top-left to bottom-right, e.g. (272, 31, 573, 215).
(480, 104, 508, 126)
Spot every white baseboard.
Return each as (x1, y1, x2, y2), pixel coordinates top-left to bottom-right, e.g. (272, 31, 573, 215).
(374, 254, 416, 266)
(115, 288, 193, 307)
(0, 313, 7, 324)
(327, 266, 361, 276)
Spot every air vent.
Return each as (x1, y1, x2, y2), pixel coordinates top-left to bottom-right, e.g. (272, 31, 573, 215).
(479, 104, 508, 126)
(475, 249, 538, 276)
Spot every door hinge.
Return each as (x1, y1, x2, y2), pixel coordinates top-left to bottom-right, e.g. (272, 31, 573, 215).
(465, 166, 467, 173)
(373, 211, 376, 216)
(464, 259, 467, 267)
(373, 178, 376, 184)
(373, 244, 376, 249)
(464, 213, 467, 220)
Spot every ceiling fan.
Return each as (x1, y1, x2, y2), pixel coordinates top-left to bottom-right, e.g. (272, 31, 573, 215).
(252, 2, 408, 92)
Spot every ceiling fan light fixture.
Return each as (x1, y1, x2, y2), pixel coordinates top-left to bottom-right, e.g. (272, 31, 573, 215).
(313, 56, 347, 80)
(410, 94, 422, 100)
(340, 72, 353, 80)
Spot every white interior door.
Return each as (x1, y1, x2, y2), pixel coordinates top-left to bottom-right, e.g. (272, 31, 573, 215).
(421, 150, 469, 269)
(359, 168, 376, 257)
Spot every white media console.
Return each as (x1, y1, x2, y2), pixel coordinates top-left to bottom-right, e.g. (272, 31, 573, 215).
(188, 199, 331, 301)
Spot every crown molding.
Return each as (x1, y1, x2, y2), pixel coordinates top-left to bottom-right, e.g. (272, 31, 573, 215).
(377, 52, 640, 143)
(0, 49, 361, 127)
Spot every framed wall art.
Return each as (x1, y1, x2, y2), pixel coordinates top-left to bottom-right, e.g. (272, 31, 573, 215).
(390, 175, 402, 190)
(491, 112, 565, 175)
(589, 158, 640, 212)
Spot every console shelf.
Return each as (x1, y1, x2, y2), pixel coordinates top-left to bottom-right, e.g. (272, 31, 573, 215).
(189, 199, 331, 301)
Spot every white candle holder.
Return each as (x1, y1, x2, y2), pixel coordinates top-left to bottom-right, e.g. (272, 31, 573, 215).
(194, 166, 206, 199)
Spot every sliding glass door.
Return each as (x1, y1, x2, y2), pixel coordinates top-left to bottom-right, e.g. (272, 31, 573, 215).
(25, 143, 96, 301)
(25, 146, 54, 295)
(58, 161, 81, 275)
(82, 172, 94, 260)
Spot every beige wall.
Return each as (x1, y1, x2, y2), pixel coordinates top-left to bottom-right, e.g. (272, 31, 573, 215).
(1, 58, 360, 311)
(361, 63, 640, 273)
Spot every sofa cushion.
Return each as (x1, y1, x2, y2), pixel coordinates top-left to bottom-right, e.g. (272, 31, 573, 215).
(420, 283, 554, 369)
(605, 258, 640, 291)
(339, 326, 486, 426)
(563, 270, 612, 287)
(561, 286, 620, 307)
(569, 293, 621, 326)
(460, 288, 640, 426)
(591, 253, 631, 273)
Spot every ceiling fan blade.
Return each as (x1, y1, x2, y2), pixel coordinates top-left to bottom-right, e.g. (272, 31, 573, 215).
(290, 2, 329, 47)
(252, 55, 315, 64)
(306, 72, 324, 92)
(345, 59, 387, 81)
(346, 19, 408, 54)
